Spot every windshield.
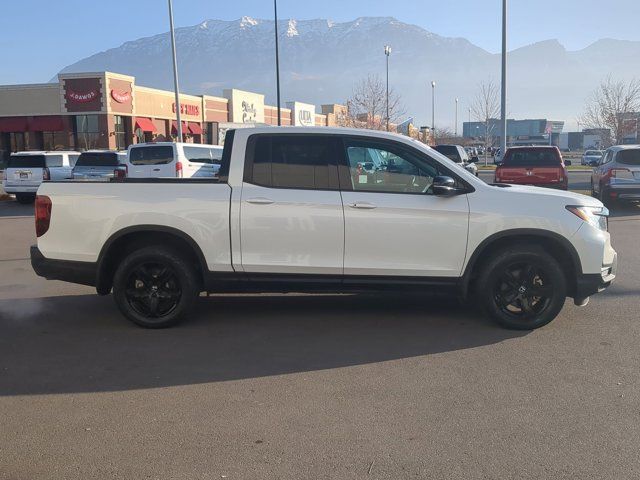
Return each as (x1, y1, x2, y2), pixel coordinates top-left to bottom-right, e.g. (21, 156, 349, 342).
(75, 152, 120, 167)
(503, 149, 560, 166)
(7, 155, 45, 168)
(433, 145, 461, 162)
(617, 149, 640, 166)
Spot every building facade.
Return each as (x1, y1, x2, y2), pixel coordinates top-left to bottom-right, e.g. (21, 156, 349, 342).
(0, 71, 338, 161)
(463, 118, 564, 146)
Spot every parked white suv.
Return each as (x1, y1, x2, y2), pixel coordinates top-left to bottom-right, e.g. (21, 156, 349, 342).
(3, 151, 79, 203)
(31, 127, 616, 330)
(126, 142, 223, 178)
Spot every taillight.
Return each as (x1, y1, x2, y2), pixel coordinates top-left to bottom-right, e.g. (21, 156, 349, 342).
(609, 168, 633, 180)
(114, 168, 126, 180)
(43, 167, 50, 181)
(35, 195, 52, 237)
(176, 161, 183, 178)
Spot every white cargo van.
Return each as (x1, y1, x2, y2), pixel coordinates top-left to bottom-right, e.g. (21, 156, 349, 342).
(3, 151, 79, 203)
(126, 143, 222, 178)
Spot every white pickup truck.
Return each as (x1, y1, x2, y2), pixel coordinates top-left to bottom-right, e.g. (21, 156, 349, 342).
(31, 127, 617, 329)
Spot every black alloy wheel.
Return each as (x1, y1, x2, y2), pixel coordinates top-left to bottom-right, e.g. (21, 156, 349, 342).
(125, 262, 182, 319)
(477, 246, 567, 330)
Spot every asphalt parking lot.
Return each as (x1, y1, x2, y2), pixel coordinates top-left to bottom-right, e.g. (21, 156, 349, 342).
(1, 178, 639, 479)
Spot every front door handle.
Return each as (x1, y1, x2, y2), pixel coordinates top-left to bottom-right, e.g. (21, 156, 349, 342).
(349, 202, 377, 209)
(246, 197, 275, 205)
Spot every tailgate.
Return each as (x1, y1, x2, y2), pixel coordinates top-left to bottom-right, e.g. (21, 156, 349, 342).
(498, 166, 563, 185)
(5, 167, 43, 187)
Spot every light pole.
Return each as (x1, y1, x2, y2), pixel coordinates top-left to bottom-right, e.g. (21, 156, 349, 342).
(274, 0, 281, 126)
(455, 98, 459, 137)
(500, 0, 508, 154)
(431, 81, 436, 137)
(384, 45, 391, 131)
(167, 0, 182, 142)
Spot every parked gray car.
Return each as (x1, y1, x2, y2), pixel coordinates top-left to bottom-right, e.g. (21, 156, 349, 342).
(582, 150, 604, 166)
(591, 145, 640, 206)
(72, 150, 127, 180)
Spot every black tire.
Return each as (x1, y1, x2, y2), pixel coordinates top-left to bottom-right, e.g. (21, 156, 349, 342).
(590, 180, 596, 197)
(112, 246, 200, 328)
(599, 186, 616, 209)
(16, 193, 35, 204)
(476, 245, 567, 330)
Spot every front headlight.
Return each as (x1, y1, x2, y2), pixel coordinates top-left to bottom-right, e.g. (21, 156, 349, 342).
(566, 205, 609, 231)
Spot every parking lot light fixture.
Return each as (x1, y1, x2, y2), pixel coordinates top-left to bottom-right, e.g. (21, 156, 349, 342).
(384, 45, 391, 131)
(431, 81, 436, 136)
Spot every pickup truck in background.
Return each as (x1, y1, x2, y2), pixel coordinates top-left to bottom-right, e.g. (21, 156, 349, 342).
(31, 127, 617, 330)
(495, 146, 569, 190)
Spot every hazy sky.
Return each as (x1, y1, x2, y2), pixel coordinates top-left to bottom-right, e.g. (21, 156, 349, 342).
(1, 0, 639, 84)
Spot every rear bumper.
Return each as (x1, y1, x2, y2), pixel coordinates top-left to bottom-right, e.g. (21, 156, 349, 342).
(574, 252, 617, 299)
(3, 184, 38, 193)
(608, 185, 640, 200)
(30, 245, 97, 287)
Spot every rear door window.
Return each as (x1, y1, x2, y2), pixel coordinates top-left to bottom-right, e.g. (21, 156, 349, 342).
(75, 152, 120, 167)
(7, 155, 46, 169)
(245, 135, 340, 190)
(45, 155, 63, 168)
(129, 146, 174, 165)
(616, 149, 640, 166)
(183, 146, 220, 164)
(503, 150, 560, 166)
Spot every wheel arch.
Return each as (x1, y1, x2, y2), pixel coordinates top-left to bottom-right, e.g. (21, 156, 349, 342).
(96, 225, 208, 295)
(462, 229, 582, 299)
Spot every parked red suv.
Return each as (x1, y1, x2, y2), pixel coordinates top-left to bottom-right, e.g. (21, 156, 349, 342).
(494, 146, 568, 190)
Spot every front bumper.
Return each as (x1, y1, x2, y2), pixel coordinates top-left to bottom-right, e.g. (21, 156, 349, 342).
(574, 251, 617, 299)
(31, 245, 97, 287)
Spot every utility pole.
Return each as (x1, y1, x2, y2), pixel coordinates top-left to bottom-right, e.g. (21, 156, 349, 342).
(455, 98, 459, 137)
(500, 0, 508, 154)
(274, 0, 281, 126)
(384, 45, 391, 131)
(167, 0, 182, 142)
(431, 81, 436, 138)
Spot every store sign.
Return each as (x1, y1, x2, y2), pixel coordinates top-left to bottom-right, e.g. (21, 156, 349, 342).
(242, 101, 257, 123)
(223, 89, 265, 124)
(111, 89, 131, 103)
(67, 89, 99, 103)
(287, 101, 315, 127)
(172, 103, 200, 116)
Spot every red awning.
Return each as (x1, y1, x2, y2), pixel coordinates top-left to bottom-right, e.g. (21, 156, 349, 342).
(135, 117, 157, 132)
(0, 117, 28, 132)
(171, 120, 188, 134)
(28, 116, 64, 132)
(187, 122, 203, 135)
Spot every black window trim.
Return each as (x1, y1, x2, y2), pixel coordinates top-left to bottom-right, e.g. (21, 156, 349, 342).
(243, 133, 341, 191)
(337, 135, 475, 195)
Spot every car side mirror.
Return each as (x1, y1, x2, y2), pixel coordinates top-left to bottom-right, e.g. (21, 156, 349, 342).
(433, 176, 458, 196)
(565, 159, 572, 166)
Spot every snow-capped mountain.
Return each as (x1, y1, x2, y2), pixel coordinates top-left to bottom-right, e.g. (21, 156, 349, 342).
(56, 16, 640, 128)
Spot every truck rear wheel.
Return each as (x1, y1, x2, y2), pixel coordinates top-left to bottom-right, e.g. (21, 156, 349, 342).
(112, 246, 199, 328)
(476, 245, 567, 330)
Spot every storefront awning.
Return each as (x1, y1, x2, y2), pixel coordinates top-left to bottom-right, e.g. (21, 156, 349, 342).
(0, 117, 28, 132)
(135, 117, 157, 132)
(28, 116, 64, 132)
(171, 120, 189, 134)
(187, 122, 203, 135)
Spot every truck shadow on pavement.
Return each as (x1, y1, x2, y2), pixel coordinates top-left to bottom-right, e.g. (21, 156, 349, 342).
(0, 293, 527, 396)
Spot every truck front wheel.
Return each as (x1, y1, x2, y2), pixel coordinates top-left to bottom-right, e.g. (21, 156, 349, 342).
(476, 246, 567, 330)
(112, 246, 199, 328)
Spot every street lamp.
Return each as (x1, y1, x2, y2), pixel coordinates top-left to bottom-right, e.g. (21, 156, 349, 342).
(455, 98, 459, 137)
(274, 0, 282, 126)
(384, 45, 391, 131)
(167, 0, 182, 142)
(431, 81, 436, 135)
(500, 0, 508, 153)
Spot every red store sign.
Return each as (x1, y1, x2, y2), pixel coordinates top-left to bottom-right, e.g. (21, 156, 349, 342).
(111, 89, 131, 103)
(172, 102, 200, 116)
(67, 89, 99, 103)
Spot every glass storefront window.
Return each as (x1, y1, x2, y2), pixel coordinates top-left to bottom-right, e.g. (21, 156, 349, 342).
(75, 114, 100, 150)
(42, 132, 68, 151)
(114, 115, 126, 150)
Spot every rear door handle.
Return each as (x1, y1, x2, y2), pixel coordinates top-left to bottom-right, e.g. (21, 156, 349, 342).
(246, 197, 275, 205)
(349, 202, 377, 209)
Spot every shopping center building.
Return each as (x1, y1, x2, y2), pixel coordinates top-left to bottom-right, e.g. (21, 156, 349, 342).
(0, 71, 347, 160)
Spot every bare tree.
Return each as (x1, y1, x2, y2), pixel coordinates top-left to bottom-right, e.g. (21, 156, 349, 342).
(432, 126, 457, 144)
(470, 80, 500, 163)
(343, 75, 405, 130)
(581, 76, 640, 146)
